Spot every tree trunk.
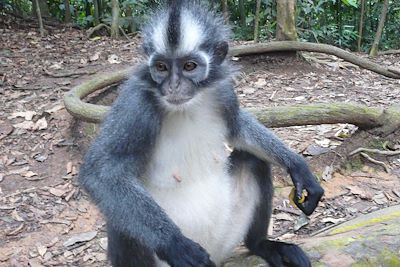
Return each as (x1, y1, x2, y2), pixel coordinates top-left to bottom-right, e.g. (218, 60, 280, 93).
(369, 0, 389, 57)
(253, 0, 261, 42)
(276, 0, 297, 41)
(64, 0, 72, 23)
(98, 0, 103, 18)
(93, 0, 100, 25)
(239, 0, 245, 27)
(336, 0, 342, 37)
(34, 0, 45, 37)
(357, 0, 365, 52)
(125, 6, 137, 33)
(110, 0, 120, 38)
(38, 0, 49, 18)
(85, 0, 91, 18)
(221, 0, 228, 22)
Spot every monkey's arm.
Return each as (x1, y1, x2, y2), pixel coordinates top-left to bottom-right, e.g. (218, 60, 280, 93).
(232, 110, 324, 215)
(79, 80, 214, 267)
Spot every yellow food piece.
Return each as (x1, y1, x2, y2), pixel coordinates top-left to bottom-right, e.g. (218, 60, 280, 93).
(289, 187, 306, 208)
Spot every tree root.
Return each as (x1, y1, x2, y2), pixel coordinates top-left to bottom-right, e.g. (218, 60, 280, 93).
(379, 49, 400, 55)
(63, 67, 400, 138)
(63, 41, 400, 137)
(86, 23, 111, 38)
(229, 41, 400, 79)
(43, 68, 97, 78)
(349, 147, 400, 156)
(359, 152, 391, 173)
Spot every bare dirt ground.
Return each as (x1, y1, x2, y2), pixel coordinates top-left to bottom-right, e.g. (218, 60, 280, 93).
(1, 18, 400, 267)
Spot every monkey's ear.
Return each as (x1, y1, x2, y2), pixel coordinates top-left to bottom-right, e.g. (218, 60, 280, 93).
(213, 41, 229, 65)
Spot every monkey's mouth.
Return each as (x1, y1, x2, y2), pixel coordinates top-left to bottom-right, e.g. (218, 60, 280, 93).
(165, 96, 192, 105)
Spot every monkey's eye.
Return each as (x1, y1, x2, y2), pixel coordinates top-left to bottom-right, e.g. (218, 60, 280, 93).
(183, 61, 197, 71)
(155, 62, 168, 72)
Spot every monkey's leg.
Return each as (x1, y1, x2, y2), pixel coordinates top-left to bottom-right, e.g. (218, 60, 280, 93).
(107, 225, 156, 267)
(230, 150, 311, 267)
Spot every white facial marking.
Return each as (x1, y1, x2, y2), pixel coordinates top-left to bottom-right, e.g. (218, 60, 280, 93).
(152, 17, 168, 54)
(198, 51, 210, 78)
(177, 10, 204, 55)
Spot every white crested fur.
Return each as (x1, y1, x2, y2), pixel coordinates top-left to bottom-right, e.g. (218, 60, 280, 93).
(177, 10, 204, 55)
(152, 16, 168, 54)
(144, 90, 260, 266)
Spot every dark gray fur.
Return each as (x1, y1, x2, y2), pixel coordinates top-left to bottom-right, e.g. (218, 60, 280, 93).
(79, 1, 323, 266)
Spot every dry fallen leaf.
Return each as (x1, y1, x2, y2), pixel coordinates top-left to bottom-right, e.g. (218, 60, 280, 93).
(46, 105, 64, 113)
(294, 213, 309, 231)
(372, 192, 388, 205)
(34, 117, 48, 130)
(49, 62, 63, 70)
(254, 78, 267, 88)
(28, 259, 44, 267)
(0, 121, 14, 140)
(108, 54, 121, 64)
(49, 187, 68, 197)
(6, 223, 24, 236)
(321, 217, 346, 224)
(99, 238, 108, 251)
(22, 171, 38, 178)
(66, 162, 73, 174)
(13, 121, 35, 130)
(8, 166, 30, 175)
(9, 111, 37, 121)
(36, 244, 47, 258)
(242, 87, 256, 94)
(90, 52, 100, 61)
(11, 210, 24, 222)
(322, 166, 333, 181)
(346, 185, 373, 200)
(63, 231, 98, 247)
(274, 213, 293, 221)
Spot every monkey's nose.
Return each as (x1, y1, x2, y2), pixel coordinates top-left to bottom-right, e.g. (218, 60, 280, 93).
(168, 80, 181, 93)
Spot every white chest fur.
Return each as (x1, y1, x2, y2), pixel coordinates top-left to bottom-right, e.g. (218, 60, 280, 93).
(145, 94, 260, 266)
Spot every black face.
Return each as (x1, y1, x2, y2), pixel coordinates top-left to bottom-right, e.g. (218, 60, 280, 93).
(149, 53, 209, 105)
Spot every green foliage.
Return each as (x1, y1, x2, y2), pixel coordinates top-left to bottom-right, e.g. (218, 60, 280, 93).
(296, 0, 400, 51)
(341, 0, 358, 8)
(0, 0, 32, 17)
(2, 0, 399, 51)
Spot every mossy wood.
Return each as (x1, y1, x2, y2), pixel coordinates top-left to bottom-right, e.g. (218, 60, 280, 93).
(222, 205, 400, 267)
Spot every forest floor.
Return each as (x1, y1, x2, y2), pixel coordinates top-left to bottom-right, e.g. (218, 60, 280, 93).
(1, 19, 400, 267)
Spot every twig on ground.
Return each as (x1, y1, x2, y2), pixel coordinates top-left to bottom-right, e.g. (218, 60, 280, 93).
(349, 147, 400, 156)
(43, 68, 97, 78)
(360, 152, 391, 173)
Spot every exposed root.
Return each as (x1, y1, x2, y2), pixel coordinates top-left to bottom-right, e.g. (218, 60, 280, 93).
(359, 152, 391, 173)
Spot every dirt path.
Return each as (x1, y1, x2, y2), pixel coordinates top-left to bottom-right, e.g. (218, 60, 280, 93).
(1, 25, 399, 266)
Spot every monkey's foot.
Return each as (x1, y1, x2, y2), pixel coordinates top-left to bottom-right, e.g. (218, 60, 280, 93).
(254, 240, 311, 267)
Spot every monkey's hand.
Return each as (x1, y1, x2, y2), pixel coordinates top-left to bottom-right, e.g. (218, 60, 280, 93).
(157, 233, 216, 267)
(289, 158, 324, 216)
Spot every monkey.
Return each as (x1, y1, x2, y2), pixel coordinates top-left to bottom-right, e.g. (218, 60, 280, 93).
(78, 1, 324, 267)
